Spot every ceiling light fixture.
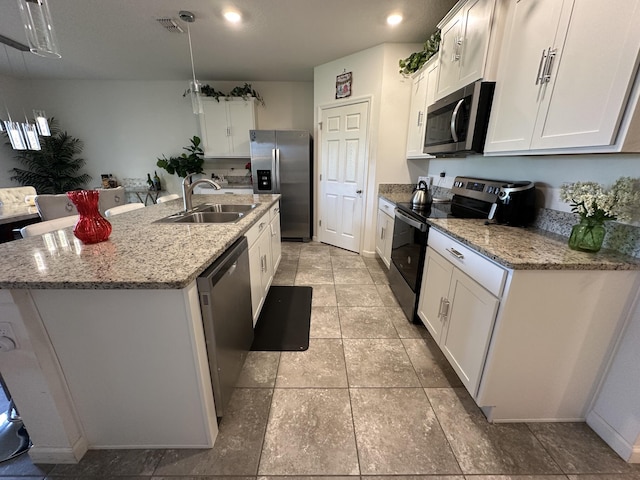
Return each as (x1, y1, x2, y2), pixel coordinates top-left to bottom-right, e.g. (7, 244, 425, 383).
(17, 0, 61, 58)
(387, 13, 403, 26)
(179, 11, 203, 115)
(223, 10, 242, 24)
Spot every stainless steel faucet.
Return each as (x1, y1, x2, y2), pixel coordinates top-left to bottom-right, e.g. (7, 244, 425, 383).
(182, 173, 221, 211)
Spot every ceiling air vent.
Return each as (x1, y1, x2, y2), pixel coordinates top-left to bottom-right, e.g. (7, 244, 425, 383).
(156, 18, 184, 33)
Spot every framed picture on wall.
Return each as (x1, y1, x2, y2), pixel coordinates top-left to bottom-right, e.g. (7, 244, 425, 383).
(336, 72, 352, 99)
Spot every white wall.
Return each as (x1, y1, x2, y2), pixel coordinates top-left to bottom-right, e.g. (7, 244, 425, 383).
(0, 79, 313, 194)
(314, 43, 419, 253)
(0, 73, 31, 184)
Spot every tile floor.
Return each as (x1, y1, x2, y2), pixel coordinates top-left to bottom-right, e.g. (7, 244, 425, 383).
(2, 241, 639, 479)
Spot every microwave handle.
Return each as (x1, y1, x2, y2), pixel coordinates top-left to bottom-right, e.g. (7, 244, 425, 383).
(450, 98, 465, 143)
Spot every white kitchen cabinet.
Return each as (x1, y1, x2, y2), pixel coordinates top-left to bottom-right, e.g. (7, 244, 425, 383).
(199, 98, 256, 158)
(405, 55, 438, 159)
(434, 0, 496, 101)
(418, 237, 501, 396)
(270, 202, 282, 272)
(484, 0, 640, 154)
(247, 201, 281, 325)
(375, 197, 395, 268)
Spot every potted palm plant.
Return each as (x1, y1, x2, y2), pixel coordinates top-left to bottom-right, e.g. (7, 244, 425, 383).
(156, 136, 205, 178)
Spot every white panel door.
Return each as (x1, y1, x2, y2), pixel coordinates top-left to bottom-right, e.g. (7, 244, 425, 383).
(319, 101, 369, 252)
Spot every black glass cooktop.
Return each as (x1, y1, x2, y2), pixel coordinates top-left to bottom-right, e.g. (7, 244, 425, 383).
(395, 202, 452, 222)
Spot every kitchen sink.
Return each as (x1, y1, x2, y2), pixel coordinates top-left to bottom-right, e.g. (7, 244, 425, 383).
(195, 203, 259, 213)
(154, 203, 260, 224)
(174, 212, 242, 223)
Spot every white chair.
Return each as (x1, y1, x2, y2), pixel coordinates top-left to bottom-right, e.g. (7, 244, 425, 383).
(104, 203, 145, 217)
(97, 186, 126, 215)
(20, 215, 79, 238)
(156, 194, 180, 204)
(0, 186, 36, 206)
(34, 194, 78, 221)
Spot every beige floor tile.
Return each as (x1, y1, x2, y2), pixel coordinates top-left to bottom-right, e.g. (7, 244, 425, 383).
(402, 338, 462, 388)
(427, 388, 562, 475)
(375, 284, 399, 305)
(295, 268, 334, 285)
(310, 284, 337, 307)
(343, 338, 420, 387)
(331, 256, 366, 269)
(351, 388, 461, 475)
(236, 351, 280, 388)
(336, 284, 384, 306)
(258, 389, 359, 475)
(276, 339, 347, 388)
(333, 267, 374, 285)
(338, 306, 399, 338)
(310, 306, 341, 338)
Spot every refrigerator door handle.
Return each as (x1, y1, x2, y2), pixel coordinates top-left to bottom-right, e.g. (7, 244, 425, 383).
(274, 148, 281, 191)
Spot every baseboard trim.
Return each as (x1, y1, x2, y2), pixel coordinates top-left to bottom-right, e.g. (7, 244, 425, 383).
(587, 410, 637, 463)
(28, 435, 88, 464)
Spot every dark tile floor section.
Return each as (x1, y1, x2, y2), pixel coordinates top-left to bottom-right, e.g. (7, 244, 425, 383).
(2, 241, 639, 479)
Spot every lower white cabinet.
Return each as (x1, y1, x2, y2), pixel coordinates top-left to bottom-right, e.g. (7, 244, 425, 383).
(418, 245, 500, 396)
(247, 202, 281, 325)
(375, 198, 395, 268)
(418, 227, 640, 422)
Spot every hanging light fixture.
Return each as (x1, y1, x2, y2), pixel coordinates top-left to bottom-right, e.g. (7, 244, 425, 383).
(21, 118, 41, 150)
(179, 11, 203, 115)
(17, 0, 61, 58)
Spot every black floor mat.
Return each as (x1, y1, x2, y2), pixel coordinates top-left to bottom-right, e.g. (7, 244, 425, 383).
(251, 286, 312, 351)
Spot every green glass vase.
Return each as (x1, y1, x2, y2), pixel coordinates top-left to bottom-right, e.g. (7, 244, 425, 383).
(568, 217, 606, 253)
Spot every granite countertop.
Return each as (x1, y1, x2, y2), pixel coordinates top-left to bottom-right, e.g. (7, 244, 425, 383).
(0, 194, 280, 290)
(428, 218, 640, 271)
(378, 193, 639, 271)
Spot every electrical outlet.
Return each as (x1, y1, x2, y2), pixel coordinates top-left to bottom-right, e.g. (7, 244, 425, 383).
(417, 175, 431, 186)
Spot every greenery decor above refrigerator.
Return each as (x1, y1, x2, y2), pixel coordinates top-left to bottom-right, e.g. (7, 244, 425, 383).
(7, 118, 92, 194)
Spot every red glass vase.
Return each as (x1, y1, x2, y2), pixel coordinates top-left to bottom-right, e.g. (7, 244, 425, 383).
(66, 190, 112, 244)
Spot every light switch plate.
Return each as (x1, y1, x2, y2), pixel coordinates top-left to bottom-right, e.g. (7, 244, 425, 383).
(417, 175, 432, 186)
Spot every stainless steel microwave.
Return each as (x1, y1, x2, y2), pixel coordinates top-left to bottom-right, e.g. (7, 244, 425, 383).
(423, 80, 495, 156)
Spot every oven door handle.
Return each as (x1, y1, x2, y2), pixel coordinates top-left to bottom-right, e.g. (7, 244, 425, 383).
(395, 209, 428, 232)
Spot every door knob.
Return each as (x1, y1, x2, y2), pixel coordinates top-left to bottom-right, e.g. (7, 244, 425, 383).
(356, 189, 362, 194)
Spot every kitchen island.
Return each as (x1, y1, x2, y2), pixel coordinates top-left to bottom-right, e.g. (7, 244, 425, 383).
(0, 194, 280, 463)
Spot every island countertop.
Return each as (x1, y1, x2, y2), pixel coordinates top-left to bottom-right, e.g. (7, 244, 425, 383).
(427, 218, 640, 271)
(0, 194, 280, 290)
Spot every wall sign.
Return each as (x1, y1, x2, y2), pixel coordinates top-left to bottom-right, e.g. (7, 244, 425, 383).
(336, 71, 352, 99)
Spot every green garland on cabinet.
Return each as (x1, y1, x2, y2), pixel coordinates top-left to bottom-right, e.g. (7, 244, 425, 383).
(399, 30, 441, 76)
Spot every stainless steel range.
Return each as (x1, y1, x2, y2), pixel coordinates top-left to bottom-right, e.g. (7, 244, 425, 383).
(389, 176, 521, 323)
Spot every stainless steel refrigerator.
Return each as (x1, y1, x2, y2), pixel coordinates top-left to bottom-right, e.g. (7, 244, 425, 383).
(250, 130, 313, 241)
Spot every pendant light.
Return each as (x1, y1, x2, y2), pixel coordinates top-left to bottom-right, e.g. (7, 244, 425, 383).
(17, 0, 61, 58)
(179, 11, 203, 115)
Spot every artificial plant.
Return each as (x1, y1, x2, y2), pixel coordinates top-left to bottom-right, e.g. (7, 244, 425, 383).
(399, 30, 441, 76)
(8, 118, 92, 194)
(156, 135, 205, 178)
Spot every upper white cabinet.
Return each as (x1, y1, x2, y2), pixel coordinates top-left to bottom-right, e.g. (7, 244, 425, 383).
(405, 55, 439, 159)
(199, 98, 256, 158)
(484, 0, 640, 154)
(434, 0, 496, 101)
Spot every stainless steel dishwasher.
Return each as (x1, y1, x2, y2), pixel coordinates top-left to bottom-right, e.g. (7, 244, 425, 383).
(197, 236, 254, 418)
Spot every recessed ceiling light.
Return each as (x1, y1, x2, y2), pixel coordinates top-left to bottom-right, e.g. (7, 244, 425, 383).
(223, 10, 242, 23)
(387, 13, 403, 26)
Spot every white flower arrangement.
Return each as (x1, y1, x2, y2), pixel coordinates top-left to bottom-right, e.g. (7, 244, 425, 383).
(560, 177, 640, 223)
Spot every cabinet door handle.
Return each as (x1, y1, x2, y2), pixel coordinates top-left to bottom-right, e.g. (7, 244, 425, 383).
(380, 226, 385, 240)
(261, 254, 266, 272)
(417, 111, 423, 127)
(437, 296, 445, 320)
(446, 247, 465, 260)
(441, 299, 450, 320)
(542, 48, 557, 83)
(535, 48, 548, 85)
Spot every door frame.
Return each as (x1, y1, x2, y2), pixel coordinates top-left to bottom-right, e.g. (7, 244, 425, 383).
(316, 95, 373, 252)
